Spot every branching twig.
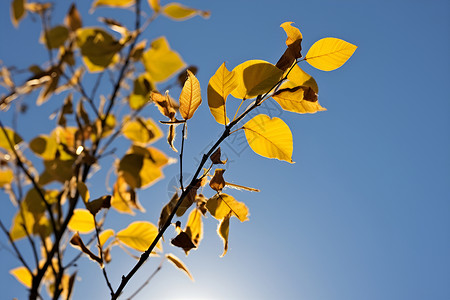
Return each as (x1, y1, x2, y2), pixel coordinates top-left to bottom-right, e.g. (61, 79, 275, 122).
(126, 257, 165, 300)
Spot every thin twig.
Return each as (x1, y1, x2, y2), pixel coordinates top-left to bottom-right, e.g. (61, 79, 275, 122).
(0, 219, 32, 273)
(93, 215, 114, 296)
(126, 257, 165, 300)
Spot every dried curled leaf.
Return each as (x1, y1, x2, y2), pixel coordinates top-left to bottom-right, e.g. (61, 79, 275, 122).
(276, 22, 303, 72)
(70, 232, 102, 265)
(209, 169, 226, 192)
(210, 147, 227, 165)
(166, 253, 194, 281)
(218, 212, 231, 257)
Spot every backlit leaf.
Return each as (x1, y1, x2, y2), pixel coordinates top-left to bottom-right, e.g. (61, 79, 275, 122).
(185, 208, 203, 248)
(231, 60, 283, 99)
(116, 221, 161, 252)
(206, 193, 249, 222)
(179, 70, 201, 120)
(162, 3, 210, 21)
(0, 169, 14, 187)
(158, 192, 178, 231)
(207, 62, 237, 125)
(92, 0, 134, 9)
(111, 175, 142, 215)
(167, 124, 177, 152)
(98, 229, 115, 247)
(218, 213, 230, 257)
(11, 0, 26, 27)
(242, 114, 294, 163)
(166, 253, 194, 281)
(118, 146, 170, 189)
(0, 127, 22, 151)
(10, 266, 32, 288)
(67, 209, 95, 234)
(142, 37, 185, 82)
(280, 22, 302, 46)
(40, 25, 69, 49)
(123, 117, 163, 145)
(272, 86, 326, 114)
(305, 37, 357, 71)
(10, 208, 34, 241)
(148, 0, 160, 12)
(280, 64, 318, 93)
(76, 28, 123, 72)
(129, 73, 154, 110)
(29, 135, 58, 160)
(151, 91, 176, 120)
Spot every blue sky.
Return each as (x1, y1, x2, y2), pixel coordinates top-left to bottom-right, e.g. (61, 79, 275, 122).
(1, 0, 449, 299)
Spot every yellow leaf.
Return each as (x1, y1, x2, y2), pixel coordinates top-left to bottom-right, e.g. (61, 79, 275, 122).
(217, 213, 230, 257)
(280, 22, 302, 46)
(281, 64, 318, 93)
(162, 3, 209, 21)
(40, 25, 69, 49)
(75, 27, 123, 72)
(11, 0, 26, 27)
(92, 0, 134, 9)
(129, 73, 154, 110)
(179, 70, 202, 120)
(0, 127, 22, 152)
(242, 114, 294, 163)
(0, 169, 14, 187)
(111, 175, 142, 215)
(207, 62, 237, 125)
(122, 117, 163, 145)
(67, 209, 95, 234)
(272, 86, 326, 114)
(206, 193, 249, 222)
(10, 266, 32, 288)
(116, 221, 161, 252)
(166, 253, 194, 281)
(305, 37, 357, 71)
(148, 0, 160, 12)
(10, 209, 34, 241)
(185, 208, 203, 247)
(231, 60, 283, 99)
(29, 135, 58, 160)
(118, 146, 170, 189)
(98, 229, 115, 247)
(142, 36, 185, 82)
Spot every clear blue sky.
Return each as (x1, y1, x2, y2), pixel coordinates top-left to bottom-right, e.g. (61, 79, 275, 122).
(1, 0, 449, 299)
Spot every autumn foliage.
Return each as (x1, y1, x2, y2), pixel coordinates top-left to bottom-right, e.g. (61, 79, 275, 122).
(0, 0, 356, 299)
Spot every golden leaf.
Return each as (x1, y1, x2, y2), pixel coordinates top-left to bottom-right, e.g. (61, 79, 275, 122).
(179, 70, 202, 120)
(65, 4, 82, 31)
(231, 60, 283, 99)
(116, 221, 161, 252)
(166, 253, 194, 281)
(218, 213, 231, 257)
(305, 37, 357, 71)
(129, 73, 153, 110)
(0, 126, 23, 152)
(0, 169, 14, 187)
(162, 3, 209, 21)
(111, 175, 142, 215)
(98, 229, 115, 248)
(242, 114, 294, 163)
(91, 0, 134, 9)
(276, 22, 303, 72)
(148, 0, 160, 12)
(272, 86, 326, 114)
(280, 22, 302, 46)
(207, 63, 237, 125)
(185, 208, 203, 248)
(142, 37, 185, 82)
(40, 25, 69, 49)
(75, 28, 123, 72)
(122, 117, 163, 145)
(206, 193, 249, 222)
(67, 209, 95, 234)
(10, 266, 32, 288)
